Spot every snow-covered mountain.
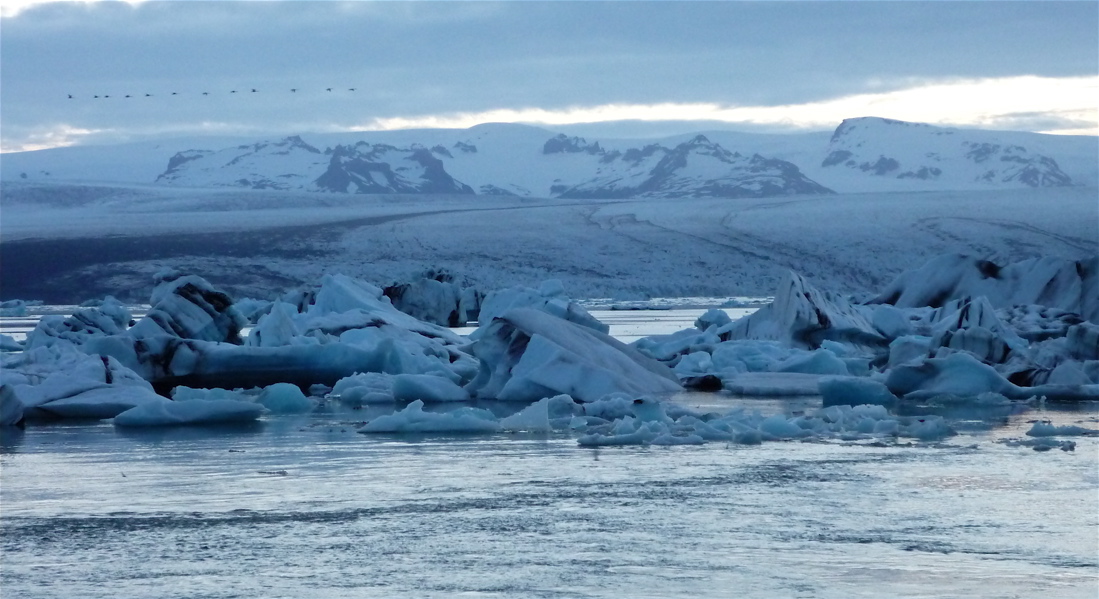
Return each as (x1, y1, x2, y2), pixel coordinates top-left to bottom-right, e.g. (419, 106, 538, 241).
(552, 134, 832, 199)
(2, 119, 1094, 196)
(150, 127, 833, 199)
(815, 117, 1083, 190)
(156, 136, 328, 190)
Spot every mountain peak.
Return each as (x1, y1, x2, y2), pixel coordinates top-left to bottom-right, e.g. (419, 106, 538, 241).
(823, 117, 1074, 188)
(543, 134, 603, 155)
(831, 116, 935, 143)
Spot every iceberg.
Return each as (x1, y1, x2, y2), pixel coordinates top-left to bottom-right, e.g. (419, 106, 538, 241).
(473, 280, 609, 338)
(24, 296, 132, 350)
(884, 352, 1019, 399)
(869, 254, 1098, 324)
(391, 373, 470, 402)
(5, 348, 165, 420)
(721, 270, 886, 349)
(1, 384, 26, 427)
(257, 383, 316, 414)
(332, 372, 397, 405)
(382, 269, 480, 327)
(466, 307, 680, 402)
(499, 396, 558, 433)
(77, 273, 478, 391)
(1, 335, 25, 353)
(34, 386, 166, 420)
(819, 376, 897, 407)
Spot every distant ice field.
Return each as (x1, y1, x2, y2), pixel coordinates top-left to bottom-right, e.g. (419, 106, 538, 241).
(1, 182, 1095, 302)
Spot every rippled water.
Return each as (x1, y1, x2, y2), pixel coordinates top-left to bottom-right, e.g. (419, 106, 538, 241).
(2, 310, 1098, 598)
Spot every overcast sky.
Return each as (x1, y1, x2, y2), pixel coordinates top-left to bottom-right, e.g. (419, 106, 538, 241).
(2, 0, 1096, 152)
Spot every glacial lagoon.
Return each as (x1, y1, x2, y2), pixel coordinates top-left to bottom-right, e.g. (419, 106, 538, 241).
(2, 308, 1096, 598)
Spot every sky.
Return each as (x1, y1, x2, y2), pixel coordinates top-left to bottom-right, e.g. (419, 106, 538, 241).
(1, 0, 1097, 152)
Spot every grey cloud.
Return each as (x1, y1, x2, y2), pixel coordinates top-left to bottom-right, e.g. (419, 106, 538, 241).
(1, 1, 1096, 148)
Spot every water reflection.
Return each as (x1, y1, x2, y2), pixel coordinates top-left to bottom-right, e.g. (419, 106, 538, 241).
(0, 426, 25, 452)
(113, 420, 266, 444)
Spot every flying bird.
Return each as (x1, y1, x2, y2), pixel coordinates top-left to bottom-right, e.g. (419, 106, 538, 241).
(251, 88, 257, 93)
(145, 93, 152, 97)
(326, 88, 332, 92)
(230, 90, 237, 94)
(349, 88, 356, 92)
(290, 88, 297, 92)
(202, 92, 209, 95)
(171, 92, 178, 95)
(67, 94, 73, 99)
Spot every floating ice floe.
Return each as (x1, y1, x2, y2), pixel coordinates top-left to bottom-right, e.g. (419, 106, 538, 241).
(1025, 421, 1099, 437)
(999, 437, 1077, 452)
(358, 400, 499, 433)
(174, 383, 318, 414)
(114, 398, 265, 427)
(572, 396, 954, 446)
(354, 392, 956, 447)
(331, 371, 470, 404)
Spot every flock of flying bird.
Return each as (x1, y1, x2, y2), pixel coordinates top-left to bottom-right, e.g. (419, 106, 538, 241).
(66, 88, 358, 99)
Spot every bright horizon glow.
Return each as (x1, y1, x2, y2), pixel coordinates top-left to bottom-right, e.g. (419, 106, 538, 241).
(358, 76, 1098, 136)
(3, 75, 1096, 153)
(1, 0, 147, 18)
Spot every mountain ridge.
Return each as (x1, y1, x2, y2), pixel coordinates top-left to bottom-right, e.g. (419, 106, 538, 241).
(3, 118, 1095, 196)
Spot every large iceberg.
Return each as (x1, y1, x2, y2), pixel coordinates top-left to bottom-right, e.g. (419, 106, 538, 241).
(473, 280, 609, 337)
(721, 271, 886, 349)
(869, 254, 1098, 324)
(2, 345, 165, 420)
(382, 269, 482, 327)
(466, 307, 680, 402)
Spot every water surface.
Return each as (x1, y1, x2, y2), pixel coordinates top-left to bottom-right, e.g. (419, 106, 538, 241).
(2, 309, 1097, 598)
